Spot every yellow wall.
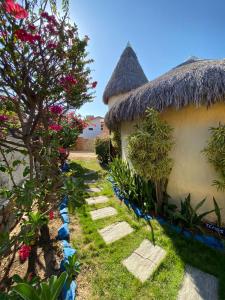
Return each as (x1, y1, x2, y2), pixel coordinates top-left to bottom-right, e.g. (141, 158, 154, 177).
(120, 103, 225, 222)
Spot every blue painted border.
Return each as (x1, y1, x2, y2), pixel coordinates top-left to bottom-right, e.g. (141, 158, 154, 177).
(57, 164, 77, 300)
(108, 177, 224, 251)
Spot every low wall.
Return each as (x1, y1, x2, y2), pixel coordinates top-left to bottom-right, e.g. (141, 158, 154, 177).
(74, 137, 95, 152)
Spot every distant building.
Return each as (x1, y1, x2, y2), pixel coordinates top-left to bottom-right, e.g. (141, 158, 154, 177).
(80, 116, 105, 139)
(74, 116, 109, 151)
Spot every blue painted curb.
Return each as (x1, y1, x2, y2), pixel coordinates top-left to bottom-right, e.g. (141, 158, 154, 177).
(61, 280, 76, 300)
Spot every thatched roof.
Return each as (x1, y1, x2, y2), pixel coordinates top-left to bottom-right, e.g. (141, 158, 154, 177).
(103, 44, 148, 104)
(105, 58, 225, 129)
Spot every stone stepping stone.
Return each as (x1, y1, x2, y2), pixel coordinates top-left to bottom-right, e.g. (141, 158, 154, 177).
(178, 265, 218, 300)
(98, 221, 134, 244)
(84, 171, 96, 176)
(122, 239, 166, 282)
(90, 206, 117, 220)
(85, 195, 109, 205)
(84, 179, 97, 185)
(85, 187, 101, 193)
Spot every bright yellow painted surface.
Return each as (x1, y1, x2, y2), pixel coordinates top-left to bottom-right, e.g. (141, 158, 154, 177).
(120, 103, 225, 222)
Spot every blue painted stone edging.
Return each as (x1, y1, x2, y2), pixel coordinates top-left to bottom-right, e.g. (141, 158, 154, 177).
(109, 177, 224, 251)
(57, 166, 77, 300)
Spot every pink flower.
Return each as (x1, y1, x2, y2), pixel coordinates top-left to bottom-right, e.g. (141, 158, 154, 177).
(92, 81, 97, 88)
(28, 24, 36, 31)
(15, 29, 41, 44)
(60, 75, 77, 86)
(50, 105, 63, 115)
(47, 42, 58, 49)
(4, 0, 28, 19)
(58, 147, 67, 154)
(18, 245, 31, 262)
(49, 124, 63, 132)
(0, 115, 8, 122)
(49, 210, 54, 220)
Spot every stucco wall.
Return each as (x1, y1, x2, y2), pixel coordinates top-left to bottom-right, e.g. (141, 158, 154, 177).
(108, 92, 130, 109)
(80, 118, 104, 139)
(120, 103, 225, 222)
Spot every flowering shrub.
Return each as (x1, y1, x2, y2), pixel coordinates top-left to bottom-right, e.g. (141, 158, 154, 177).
(18, 245, 31, 262)
(0, 0, 95, 279)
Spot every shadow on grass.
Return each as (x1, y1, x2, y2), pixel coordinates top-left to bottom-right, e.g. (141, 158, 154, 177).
(159, 222, 225, 299)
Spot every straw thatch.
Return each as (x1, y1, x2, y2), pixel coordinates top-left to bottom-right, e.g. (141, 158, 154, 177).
(105, 58, 225, 129)
(103, 44, 148, 104)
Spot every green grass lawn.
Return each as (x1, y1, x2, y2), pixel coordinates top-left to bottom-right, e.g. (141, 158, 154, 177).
(69, 158, 225, 300)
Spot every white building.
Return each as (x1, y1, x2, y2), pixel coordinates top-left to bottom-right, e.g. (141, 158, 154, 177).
(80, 116, 105, 139)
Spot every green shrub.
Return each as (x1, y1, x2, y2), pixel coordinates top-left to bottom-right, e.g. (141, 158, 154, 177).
(203, 123, 225, 191)
(127, 108, 174, 212)
(172, 194, 214, 232)
(95, 137, 110, 164)
(110, 130, 121, 157)
(109, 157, 155, 213)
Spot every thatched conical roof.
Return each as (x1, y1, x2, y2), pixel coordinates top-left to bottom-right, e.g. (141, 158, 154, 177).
(103, 44, 148, 104)
(105, 58, 225, 129)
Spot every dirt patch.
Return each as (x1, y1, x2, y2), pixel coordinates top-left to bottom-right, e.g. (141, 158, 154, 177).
(69, 151, 97, 160)
(0, 210, 63, 291)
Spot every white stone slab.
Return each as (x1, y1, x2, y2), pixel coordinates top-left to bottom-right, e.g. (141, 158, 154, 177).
(85, 187, 101, 193)
(98, 221, 134, 244)
(84, 171, 96, 176)
(178, 265, 218, 300)
(122, 239, 166, 282)
(85, 195, 109, 205)
(84, 179, 97, 185)
(90, 206, 117, 220)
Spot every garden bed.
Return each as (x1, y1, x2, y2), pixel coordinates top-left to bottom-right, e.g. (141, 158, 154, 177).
(0, 209, 63, 292)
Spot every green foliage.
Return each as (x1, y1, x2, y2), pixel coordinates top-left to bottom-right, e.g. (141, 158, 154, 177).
(213, 197, 222, 227)
(95, 137, 110, 164)
(64, 253, 80, 286)
(173, 194, 214, 232)
(12, 272, 67, 300)
(127, 108, 174, 182)
(127, 108, 174, 211)
(203, 123, 225, 190)
(110, 130, 121, 157)
(109, 157, 155, 213)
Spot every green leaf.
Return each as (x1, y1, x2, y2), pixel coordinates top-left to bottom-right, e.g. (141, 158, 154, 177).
(12, 160, 22, 167)
(23, 167, 30, 177)
(51, 272, 67, 300)
(213, 197, 222, 227)
(13, 283, 40, 300)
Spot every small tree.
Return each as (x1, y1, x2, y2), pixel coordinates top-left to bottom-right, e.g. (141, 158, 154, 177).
(203, 123, 225, 191)
(127, 108, 174, 212)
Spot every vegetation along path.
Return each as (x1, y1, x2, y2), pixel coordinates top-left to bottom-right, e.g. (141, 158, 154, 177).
(68, 157, 225, 300)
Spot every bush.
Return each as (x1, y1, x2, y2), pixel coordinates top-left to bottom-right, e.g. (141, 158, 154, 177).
(109, 157, 155, 214)
(203, 123, 225, 191)
(95, 137, 110, 164)
(127, 108, 174, 212)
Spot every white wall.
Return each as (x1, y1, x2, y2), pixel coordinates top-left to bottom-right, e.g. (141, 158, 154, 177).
(80, 118, 104, 139)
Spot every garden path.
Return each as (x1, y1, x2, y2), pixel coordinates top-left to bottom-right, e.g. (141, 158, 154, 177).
(82, 162, 220, 299)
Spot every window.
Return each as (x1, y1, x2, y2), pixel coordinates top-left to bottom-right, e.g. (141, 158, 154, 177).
(101, 122, 104, 131)
(88, 127, 93, 131)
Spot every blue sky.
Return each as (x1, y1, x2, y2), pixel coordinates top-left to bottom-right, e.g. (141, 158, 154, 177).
(70, 0, 225, 117)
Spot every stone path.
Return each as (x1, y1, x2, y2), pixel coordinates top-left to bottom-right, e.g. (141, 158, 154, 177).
(122, 239, 166, 282)
(84, 171, 96, 176)
(86, 187, 101, 193)
(85, 195, 109, 205)
(90, 206, 117, 220)
(84, 179, 97, 185)
(178, 265, 218, 300)
(98, 221, 134, 244)
(83, 169, 219, 297)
